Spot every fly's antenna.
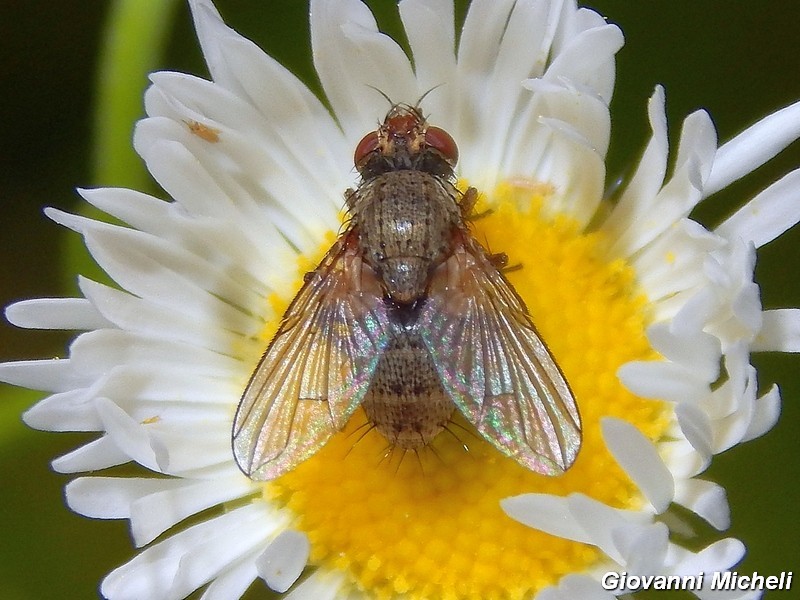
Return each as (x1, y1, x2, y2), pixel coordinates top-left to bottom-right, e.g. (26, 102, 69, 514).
(364, 84, 446, 121)
(413, 84, 444, 110)
(365, 85, 396, 108)
(365, 86, 419, 122)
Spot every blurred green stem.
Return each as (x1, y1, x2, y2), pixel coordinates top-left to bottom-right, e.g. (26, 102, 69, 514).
(93, 0, 180, 187)
(65, 0, 180, 288)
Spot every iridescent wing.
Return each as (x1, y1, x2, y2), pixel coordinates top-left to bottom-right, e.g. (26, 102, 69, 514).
(233, 238, 391, 480)
(418, 236, 581, 475)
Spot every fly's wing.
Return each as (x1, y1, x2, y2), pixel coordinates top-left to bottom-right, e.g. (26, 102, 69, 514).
(419, 237, 581, 475)
(233, 240, 391, 480)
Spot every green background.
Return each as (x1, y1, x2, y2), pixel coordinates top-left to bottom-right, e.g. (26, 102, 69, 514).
(1, 1, 798, 598)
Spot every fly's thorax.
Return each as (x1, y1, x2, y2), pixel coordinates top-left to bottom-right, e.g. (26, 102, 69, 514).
(353, 170, 462, 304)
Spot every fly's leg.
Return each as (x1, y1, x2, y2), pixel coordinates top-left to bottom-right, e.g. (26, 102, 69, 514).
(344, 187, 357, 212)
(460, 187, 498, 222)
(459, 187, 480, 219)
(457, 188, 520, 273)
(487, 251, 522, 274)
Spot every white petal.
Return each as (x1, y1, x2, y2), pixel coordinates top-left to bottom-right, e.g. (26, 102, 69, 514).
(66, 476, 180, 520)
(674, 479, 730, 531)
(144, 70, 346, 227)
(674, 109, 718, 189)
(753, 309, 800, 352)
(87, 363, 236, 408)
(604, 87, 668, 239)
(617, 360, 707, 404)
(660, 438, 707, 480)
(716, 168, 800, 248)
(646, 322, 721, 383)
(135, 104, 282, 222)
(542, 19, 623, 105)
(609, 109, 716, 258)
(255, 530, 310, 593)
(631, 218, 723, 304)
(167, 6, 349, 197)
(712, 362, 758, 453)
(52, 436, 129, 473)
(521, 78, 611, 159)
(613, 521, 669, 574)
(501, 493, 589, 544)
(705, 99, 800, 196)
(601, 418, 674, 513)
(150, 429, 235, 476)
(45, 209, 266, 319)
(97, 398, 166, 472)
(188, 0, 341, 216)
(704, 344, 749, 421)
(129, 476, 258, 546)
(457, 0, 516, 80)
(66, 475, 258, 547)
(670, 538, 745, 577)
(468, 2, 614, 178)
(5, 298, 111, 330)
(697, 591, 762, 600)
(68, 329, 239, 379)
(674, 403, 713, 464)
(188, 0, 236, 88)
(532, 116, 606, 226)
(134, 126, 319, 255)
(494, 81, 608, 225)
(538, 574, 618, 600)
(311, 0, 417, 141)
(78, 278, 241, 354)
(398, 0, 456, 116)
(284, 570, 345, 600)
(741, 384, 781, 442)
(730, 285, 763, 343)
(199, 556, 258, 600)
(80, 184, 281, 297)
(24, 388, 101, 432)
(455, 1, 546, 179)
(567, 494, 645, 563)
(101, 503, 276, 600)
(78, 187, 174, 237)
(0, 358, 82, 393)
(655, 287, 717, 336)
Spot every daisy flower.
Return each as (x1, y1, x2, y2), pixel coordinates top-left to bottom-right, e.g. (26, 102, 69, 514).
(3, 0, 800, 598)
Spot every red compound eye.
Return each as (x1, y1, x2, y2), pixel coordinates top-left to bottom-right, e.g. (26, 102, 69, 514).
(424, 126, 458, 165)
(354, 131, 380, 167)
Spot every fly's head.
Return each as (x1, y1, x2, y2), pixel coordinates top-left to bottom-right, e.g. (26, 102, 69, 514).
(354, 105, 459, 180)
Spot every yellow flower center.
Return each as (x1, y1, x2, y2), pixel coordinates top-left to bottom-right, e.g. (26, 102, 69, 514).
(262, 181, 668, 599)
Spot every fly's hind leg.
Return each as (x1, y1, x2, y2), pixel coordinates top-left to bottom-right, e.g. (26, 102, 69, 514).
(488, 251, 522, 274)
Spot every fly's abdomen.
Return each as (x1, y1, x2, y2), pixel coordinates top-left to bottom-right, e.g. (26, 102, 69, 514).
(362, 328, 454, 449)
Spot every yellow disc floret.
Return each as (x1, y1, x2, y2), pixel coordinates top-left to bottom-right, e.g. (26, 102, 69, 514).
(265, 181, 668, 599)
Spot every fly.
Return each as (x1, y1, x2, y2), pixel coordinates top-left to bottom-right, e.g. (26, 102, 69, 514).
(232, 103, 581, 480)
